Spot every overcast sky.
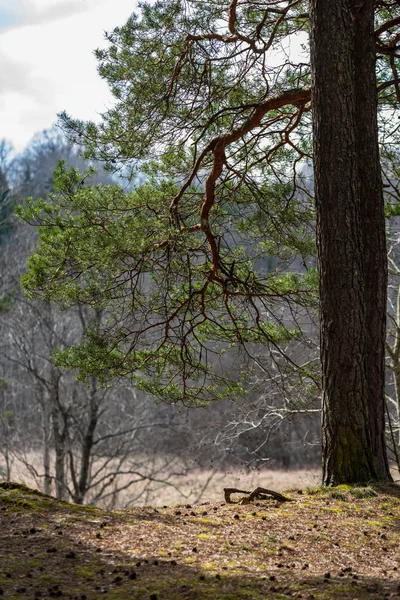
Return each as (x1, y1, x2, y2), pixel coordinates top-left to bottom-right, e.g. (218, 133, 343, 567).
(0, 0, 137, 152)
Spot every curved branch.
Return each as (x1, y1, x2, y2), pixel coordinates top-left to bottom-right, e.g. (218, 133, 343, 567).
(190, 89, 311, 274)
(375, 16, 400, 37)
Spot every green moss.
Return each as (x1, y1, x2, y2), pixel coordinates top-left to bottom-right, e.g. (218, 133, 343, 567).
(0, 481, 46, 495)
(35, 573, 61, 587)
(332, 585, 364, 593)
(335, 484, 352, 491)
(0, 483, 58, 511)
(239, 543, 252, 551)
(306, 486, 325, 495)
(196, 517, 218, 524)
(262, 534, 280, 544)
(0, 495, 40, 510)
(323, 506, 344, 513)
(67, 503, 100, 513)
(0, 482, 101, 515)
(201, 561, 217, 570)
(363, 519, 386, 526)
(328, 490, 346, 500)
(76, 566, 96, 579)
(104, 574, 269, 600)
(349, 486, 378, 499)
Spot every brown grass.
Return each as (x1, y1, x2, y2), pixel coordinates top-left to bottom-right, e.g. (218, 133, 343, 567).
(6, 450, 322, 507)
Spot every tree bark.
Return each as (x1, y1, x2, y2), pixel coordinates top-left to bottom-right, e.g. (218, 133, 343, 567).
(50, 378, 68, 501)
(52, 403, 67, 501)
(310, 0, 392, 484)
(39, 388, 52, 496)
(70, 379, 99, 504)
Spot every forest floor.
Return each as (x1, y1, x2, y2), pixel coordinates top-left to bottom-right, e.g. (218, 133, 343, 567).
(0, 481, 399, 600)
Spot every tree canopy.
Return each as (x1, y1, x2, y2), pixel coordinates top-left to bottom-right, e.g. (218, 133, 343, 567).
(18, 0, 399, 417)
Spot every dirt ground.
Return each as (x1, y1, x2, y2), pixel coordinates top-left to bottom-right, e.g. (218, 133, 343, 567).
(1, 481, 400, 599)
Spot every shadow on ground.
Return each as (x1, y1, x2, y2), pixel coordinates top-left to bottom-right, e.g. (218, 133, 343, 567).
(0, 482, 399, 599)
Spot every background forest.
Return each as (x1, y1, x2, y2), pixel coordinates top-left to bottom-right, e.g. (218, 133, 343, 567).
(0, 129, 324, 507)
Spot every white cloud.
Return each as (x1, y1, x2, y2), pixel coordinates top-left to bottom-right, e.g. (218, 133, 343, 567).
(0, 0, 137, 151)
(0, 0, 88, 31)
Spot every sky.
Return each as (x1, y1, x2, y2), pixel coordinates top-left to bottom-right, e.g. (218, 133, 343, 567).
(0, 0, 137, 152)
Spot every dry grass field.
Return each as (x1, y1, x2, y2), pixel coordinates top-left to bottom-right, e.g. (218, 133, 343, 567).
(5, 450, 322, 507)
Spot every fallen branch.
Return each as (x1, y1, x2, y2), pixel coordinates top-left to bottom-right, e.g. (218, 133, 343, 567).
(224, 486, 293, 504)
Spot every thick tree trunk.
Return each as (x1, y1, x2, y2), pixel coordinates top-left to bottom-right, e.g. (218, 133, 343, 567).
(310, 0, 392, 484)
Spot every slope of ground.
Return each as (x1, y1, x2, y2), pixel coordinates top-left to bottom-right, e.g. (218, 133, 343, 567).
(0, 481, 399, 599)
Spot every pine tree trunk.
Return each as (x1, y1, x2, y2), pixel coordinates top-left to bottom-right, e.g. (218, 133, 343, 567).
(310, 0, 392, 484)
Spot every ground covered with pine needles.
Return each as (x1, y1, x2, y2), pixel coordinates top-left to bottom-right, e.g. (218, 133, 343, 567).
(0, 481, 399, 599)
